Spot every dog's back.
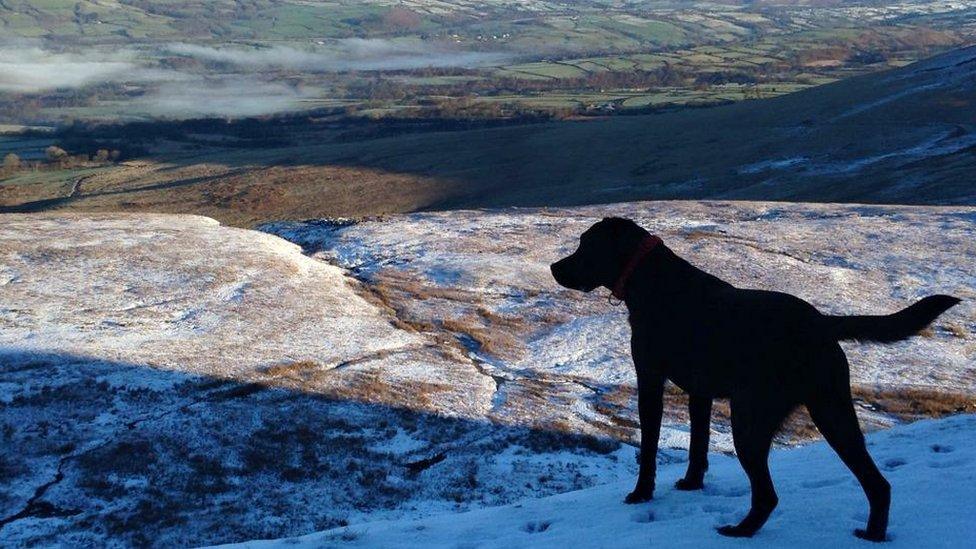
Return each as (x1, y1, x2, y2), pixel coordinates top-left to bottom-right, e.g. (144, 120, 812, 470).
(630, 245, 958, 399)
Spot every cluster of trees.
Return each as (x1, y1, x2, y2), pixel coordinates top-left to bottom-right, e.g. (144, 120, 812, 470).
(2, 153, 21, 172)
(402, 97, 570, 121)
(0, 145, 122, 179)
(348, 62, 769, 109)
(0, 82, 140, 126)
(0, 152, 27, 178)
(44, 145, 121, 166)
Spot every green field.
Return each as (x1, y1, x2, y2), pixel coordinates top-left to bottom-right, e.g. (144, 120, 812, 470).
(1, 0, 973, 124)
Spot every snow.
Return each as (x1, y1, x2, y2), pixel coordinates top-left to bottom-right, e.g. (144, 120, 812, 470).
(217, 414, 976, 549)
(0, 212, 495, 417)
(0, 203, 972, 546)
(736, 131, 976, 177)
(264, 200, 975, 430)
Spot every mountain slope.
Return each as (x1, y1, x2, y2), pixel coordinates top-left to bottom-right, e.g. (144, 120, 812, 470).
(301, 45, 976, 208)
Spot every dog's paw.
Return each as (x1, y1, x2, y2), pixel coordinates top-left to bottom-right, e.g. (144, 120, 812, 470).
(854, 528, 889, 542)
(624, 489, 653, 504)
(716, 524, 754, 538)
(674, 477, 704, 491)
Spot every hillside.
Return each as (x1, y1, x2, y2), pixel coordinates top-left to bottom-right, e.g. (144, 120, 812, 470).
(3, 46, 975, 226)
(269, 44, 976, 208)
(0, 200, 972, 546)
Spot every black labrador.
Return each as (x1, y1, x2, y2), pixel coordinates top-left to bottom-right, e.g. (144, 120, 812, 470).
(550, 217, 960, 541)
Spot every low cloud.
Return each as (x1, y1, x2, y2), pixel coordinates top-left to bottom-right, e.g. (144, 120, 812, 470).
(0, 40, 513, 119)
(165, 39, 512, 71)
(139, 78, 310, 118)
(0, 46, 171, 93)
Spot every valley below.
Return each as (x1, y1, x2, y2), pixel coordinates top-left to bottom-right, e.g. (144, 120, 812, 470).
(3, 45, 975, 226)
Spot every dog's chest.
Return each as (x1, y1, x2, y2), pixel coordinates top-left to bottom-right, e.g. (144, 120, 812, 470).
(629, 314, 733, 396)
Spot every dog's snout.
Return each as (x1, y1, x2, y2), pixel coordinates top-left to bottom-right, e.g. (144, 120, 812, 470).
(551, 256, 586, 291)
(550, 260, 568, 285)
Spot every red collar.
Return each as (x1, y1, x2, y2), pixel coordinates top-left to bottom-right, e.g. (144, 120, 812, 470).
(611, 235, 663, 300)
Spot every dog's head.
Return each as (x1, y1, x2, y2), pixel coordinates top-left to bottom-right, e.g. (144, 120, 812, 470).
(550, 217, 650, 293)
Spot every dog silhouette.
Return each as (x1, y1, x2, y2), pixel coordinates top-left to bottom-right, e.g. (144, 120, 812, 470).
(551, 217, 960, 541)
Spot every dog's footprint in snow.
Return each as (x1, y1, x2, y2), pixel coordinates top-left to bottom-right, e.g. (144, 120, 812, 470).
(701, 503, 733, 515)
(631, 510, 655, 523)
(800, 477, 847, 489)
(522, 520, 552, 534)
(928, 457, 969, 469)
(930, 444, 954, 454)
(882, 458, 907, 471)
(631, 504, 702, 523)
(705, 485, 749, 498)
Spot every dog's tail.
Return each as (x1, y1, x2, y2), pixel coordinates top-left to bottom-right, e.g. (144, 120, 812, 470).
(827, 295, 961, 343)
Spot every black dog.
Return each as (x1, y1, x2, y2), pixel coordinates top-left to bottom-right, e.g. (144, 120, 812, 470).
(550, 217, 960, 541)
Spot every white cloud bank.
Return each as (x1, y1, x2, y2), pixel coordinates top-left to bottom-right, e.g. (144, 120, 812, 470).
(165, 39, 511, 71)
(140, 78, 310, 118)
(0, 40, 512, 118)
(0, 46, 172, 93)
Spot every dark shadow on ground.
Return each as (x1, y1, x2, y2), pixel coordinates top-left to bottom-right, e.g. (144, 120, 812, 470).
(0, 348, 631, 547)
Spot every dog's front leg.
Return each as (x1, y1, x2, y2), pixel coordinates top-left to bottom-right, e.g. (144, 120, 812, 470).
(625, 370, 664, 504)
(676, 394, 712, 490)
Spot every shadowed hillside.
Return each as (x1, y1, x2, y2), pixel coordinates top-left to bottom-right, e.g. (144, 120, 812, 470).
(2, 46, 975, 226)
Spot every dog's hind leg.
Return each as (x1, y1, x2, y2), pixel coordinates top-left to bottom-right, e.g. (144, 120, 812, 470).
(676, 394, 712, 490)
(717, 397, 791, 538)
(807, 386, 890, 542)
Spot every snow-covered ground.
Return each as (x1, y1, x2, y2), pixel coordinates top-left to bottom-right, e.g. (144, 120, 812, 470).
(221, 415, 976, 549)
(266, 201, 975, 440)
(0, 213, 492, 416)
(0, 202, 972, 546)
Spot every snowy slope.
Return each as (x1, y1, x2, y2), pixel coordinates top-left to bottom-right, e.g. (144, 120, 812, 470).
(265, 201, 976, 443)
(219, 415, 976, 549)
(0, 212, 494, 416)
(0, 203, 972, 546)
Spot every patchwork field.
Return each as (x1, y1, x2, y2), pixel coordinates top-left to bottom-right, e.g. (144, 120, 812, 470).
(1, 0, 974, 123)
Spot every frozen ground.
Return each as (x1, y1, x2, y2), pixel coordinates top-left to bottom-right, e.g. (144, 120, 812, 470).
(221, 415, 976, 549)
(266, 201, 975, 439)
(0, 201, 973, 546)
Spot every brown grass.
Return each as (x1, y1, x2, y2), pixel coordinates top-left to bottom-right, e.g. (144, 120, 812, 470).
(262, 360, 320, 381)
(533, 308, 573, 327)
(943, 322, 968, 338)
(359, 275, 440, 334)
(441, 316, 524, 358)
(583, 380, 976, 446)
(476, 307, 527, 330)
(852, 384, 976, 418)
(318, 370, 454, 411)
